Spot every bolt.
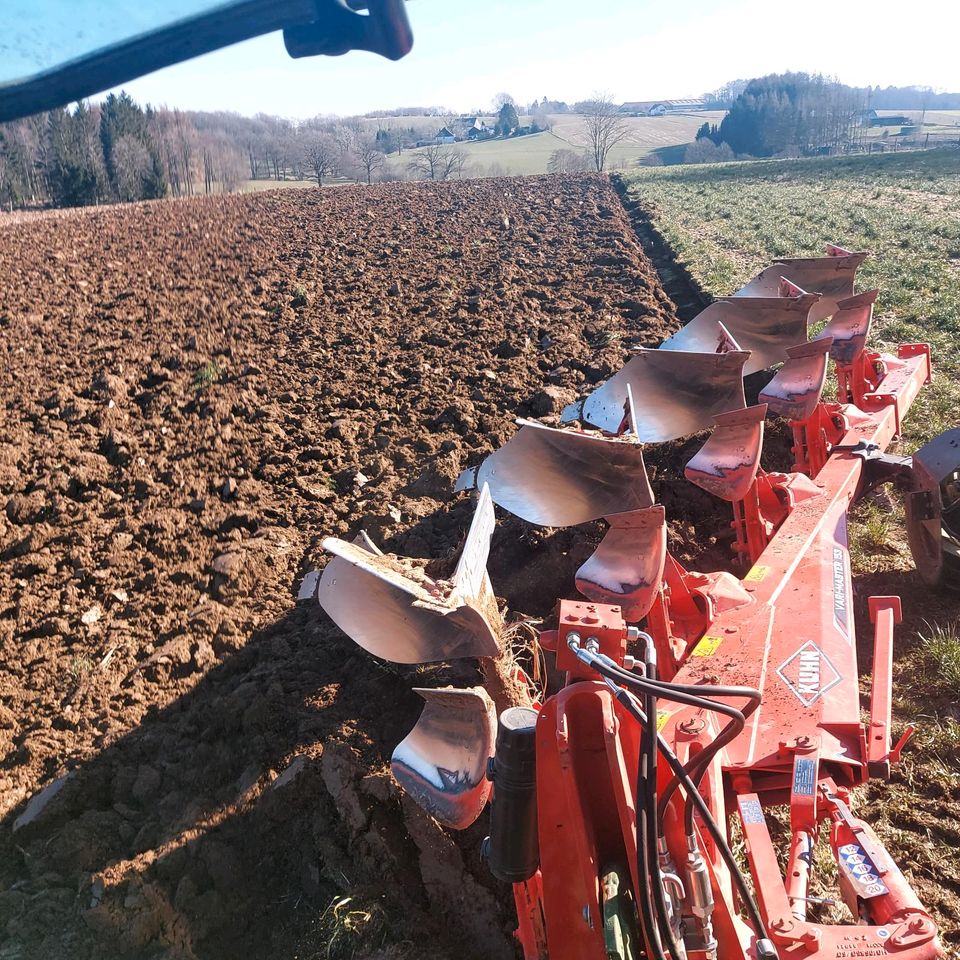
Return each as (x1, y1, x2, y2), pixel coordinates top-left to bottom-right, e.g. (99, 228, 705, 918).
(795, 735, 812, 748)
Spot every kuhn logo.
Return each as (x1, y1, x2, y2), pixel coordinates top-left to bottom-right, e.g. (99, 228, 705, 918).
(776, 641, 841, 707)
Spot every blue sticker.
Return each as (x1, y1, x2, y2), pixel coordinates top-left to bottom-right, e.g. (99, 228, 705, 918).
(793, 757, 816, 796)
(838, 842, 889, 897)
(739, 798, 765, 824)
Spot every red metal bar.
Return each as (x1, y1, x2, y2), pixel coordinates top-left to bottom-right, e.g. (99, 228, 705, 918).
(513, 873, 548, 959)
(866, 596, 901, 778)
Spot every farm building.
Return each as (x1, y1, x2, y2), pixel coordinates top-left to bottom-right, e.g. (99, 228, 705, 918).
(458, 117, 492, 140)
(620, 98, 707, 116)
(870, 113, 911, 127)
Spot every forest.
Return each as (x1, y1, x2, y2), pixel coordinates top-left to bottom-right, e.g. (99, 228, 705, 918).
(0, 92, 420, 208)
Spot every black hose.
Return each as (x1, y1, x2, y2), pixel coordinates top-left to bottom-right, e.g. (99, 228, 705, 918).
(634, 681, 667, 960)
(613, 688, 769, 940)
(574, 648, 768, 941)
(642, 663, 683, 960)
(591, 655, 759, 826)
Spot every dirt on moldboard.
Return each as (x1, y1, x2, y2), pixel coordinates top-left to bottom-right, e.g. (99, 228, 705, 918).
(0, 173, 718, 960)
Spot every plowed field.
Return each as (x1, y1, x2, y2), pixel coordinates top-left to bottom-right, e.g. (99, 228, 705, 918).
(0, 175, 682, 959)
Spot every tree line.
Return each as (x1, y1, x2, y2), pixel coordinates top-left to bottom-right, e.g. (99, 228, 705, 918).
(688, 75, 957, 162)
(0, 94, 436, 209)
(691, 74, 865, 160)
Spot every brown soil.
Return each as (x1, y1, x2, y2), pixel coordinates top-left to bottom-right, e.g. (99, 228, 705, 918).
(0, 175, 685, 960)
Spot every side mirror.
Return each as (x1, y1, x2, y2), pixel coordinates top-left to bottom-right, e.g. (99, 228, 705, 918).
(906, 428, 960, 588)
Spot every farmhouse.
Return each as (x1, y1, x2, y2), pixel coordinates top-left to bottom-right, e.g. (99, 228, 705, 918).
(458, 116, 492, 140)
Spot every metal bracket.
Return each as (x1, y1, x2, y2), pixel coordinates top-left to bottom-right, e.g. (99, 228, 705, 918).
(832, 440, 915, 501)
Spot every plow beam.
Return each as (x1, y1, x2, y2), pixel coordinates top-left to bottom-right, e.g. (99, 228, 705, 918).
(563, 347, 749, 440)
(660, 292, 817, 374)
(670, 346, 932, 775)
(455, 419, 654, 527)
(685, 404, 766, 502)
(318, 484, 501, 662)
(391, 686, 497, 829)
(656, 346, 939, 959)
(574, 505, 667, 621)
(735, 246, 868, 324)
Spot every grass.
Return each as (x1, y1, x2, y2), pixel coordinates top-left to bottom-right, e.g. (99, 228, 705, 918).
(192, 360, 223, 393)
(291, 285, 309, 309)
(69, 654, 95, 680)
(918, 620, 960, 695)
(314, 894, 390, 959)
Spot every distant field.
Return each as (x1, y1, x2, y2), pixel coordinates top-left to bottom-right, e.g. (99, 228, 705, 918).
(864, 110, 960, 141)
(622, 147, 960, 948)
(241, 177, 315, 192)
(366, 111, 725, 176)
(876, 109, 960, 127)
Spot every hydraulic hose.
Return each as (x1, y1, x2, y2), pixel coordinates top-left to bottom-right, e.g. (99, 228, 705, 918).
(588, 653, 760, 827)
(617, 689, 768, 942)
(641, 660, 684, 960)
(635, 677, 668, 960)
(568, 640, 769, 942)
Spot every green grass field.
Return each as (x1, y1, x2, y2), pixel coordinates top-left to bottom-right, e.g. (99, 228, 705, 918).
(622, 148, 960, 945)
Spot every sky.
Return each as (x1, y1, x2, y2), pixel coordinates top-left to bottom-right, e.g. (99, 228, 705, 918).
(9, 0, 960, 118)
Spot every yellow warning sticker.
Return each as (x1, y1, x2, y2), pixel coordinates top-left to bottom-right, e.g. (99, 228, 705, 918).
(656, 711, 670, 732)
(692, 635, 723, 657)
(744, 564, 769, 583)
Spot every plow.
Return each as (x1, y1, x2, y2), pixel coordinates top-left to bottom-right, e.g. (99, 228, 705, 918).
(314, 248, 959, 960)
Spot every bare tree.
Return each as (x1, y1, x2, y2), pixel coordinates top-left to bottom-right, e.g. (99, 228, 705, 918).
(683, 139, 735, 164)
(547, 148, 590, 173)
(407, 143, 466, 181)
(304, 133, 339, 185)
(354, 139, 386, 184)
(582, 92, 629, 172)
(492, 92, 516, 112)
(112, 135, 152, 201)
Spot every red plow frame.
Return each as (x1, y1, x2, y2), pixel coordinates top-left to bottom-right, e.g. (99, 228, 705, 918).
(521, 343, 938, 960)
(316, 248, 952, 960)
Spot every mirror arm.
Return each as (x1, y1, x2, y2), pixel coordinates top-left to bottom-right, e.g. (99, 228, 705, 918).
(0, 0, 412, 123)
